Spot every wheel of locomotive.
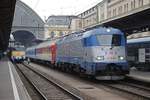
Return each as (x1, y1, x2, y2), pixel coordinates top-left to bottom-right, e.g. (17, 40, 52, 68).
(79, 68, 86, 78)
(65, 64, 70, 73)
(61, 63, 65, 72)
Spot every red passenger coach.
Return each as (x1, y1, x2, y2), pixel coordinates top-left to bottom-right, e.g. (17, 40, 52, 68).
(50, 44, 57, 64)
(34, 41, 57, 64)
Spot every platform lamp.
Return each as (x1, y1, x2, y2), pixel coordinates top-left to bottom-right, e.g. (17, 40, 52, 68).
(8, 34, 15, 58)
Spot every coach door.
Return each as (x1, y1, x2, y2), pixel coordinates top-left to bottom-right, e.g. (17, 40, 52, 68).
(50, 44, 56, 64)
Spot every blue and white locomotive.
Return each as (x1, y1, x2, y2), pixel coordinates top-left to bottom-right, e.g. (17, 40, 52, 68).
(26, 27, 129, 80)
(56, 27, 129, 80)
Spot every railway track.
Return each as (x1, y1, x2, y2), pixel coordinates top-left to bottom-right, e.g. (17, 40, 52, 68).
(14, 63, 46, 100)
(101, 80, 150, 100)
(16, 63, 82, 100)
(17, 62, 150, 100)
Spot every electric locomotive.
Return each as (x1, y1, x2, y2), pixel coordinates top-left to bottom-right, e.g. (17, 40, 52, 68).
(56, 27, 129, 80)
(26, 27, 129, 80)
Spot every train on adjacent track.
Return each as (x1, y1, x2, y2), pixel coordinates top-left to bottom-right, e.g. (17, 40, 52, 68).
(26, 27, 129, 80)
(127, 31, 150, 71)
(10, 45, 26, 63)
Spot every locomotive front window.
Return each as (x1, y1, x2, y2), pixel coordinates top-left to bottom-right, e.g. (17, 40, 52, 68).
(15, 47, 25, 51)
(96, 35, 112, 46)
(96, 34, 121, 46)
(112, 34, 121, 46)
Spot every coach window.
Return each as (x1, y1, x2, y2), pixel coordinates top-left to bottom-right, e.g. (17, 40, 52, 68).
(146, 48, 150, 53)
(146, 55, 150, 60)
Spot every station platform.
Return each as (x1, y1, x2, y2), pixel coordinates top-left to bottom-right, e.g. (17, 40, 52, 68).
(0, 57, 31, 100)
(127, 69, 150, 83)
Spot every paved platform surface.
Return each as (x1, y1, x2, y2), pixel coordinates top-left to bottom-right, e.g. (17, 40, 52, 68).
(0, 57, 31, 100)
(128, 70, 150, 82)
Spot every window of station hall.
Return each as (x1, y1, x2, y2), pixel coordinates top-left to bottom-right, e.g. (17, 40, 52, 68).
(138, 0, 143, 7)
(131, 0, 135, 9)
(113, 8, 116, 16)
(59, 31, 64, 37)
(118, 6, 123, 14)
(50, 31, 55, 38)
(124, 3, 128, 12)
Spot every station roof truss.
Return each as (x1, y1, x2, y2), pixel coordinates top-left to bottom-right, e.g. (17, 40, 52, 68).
(103, 7, 150, 35)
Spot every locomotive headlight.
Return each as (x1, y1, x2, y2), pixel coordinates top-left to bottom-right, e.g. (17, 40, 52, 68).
(119, 56, 124, 60)
(96, 56, 104, 60)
